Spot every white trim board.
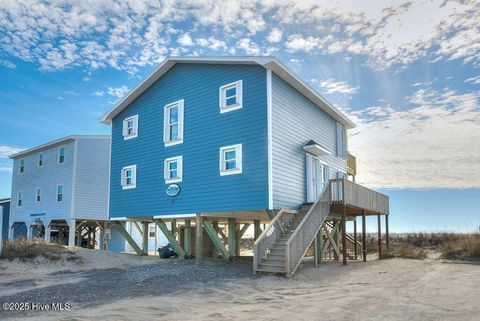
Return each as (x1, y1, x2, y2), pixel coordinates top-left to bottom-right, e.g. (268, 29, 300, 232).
(266, 68, 273, 210)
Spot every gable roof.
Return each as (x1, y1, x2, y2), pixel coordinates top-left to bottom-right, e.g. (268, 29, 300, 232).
(100, 56, 355, 129)
(9, 135, 110, 159)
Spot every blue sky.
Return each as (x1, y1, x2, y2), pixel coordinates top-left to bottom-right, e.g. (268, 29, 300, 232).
(1, 0, 479, 232)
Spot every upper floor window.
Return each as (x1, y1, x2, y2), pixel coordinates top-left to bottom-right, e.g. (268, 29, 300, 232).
(123, 115, 138, 140)
(56, 184, 64, 202)
(19, 159, 25, 173)
(219, 144, 242, 176)
(121, 165, 137, 189)
(17, 191, 23, 207)
(149, 225, 156, 238)
(336, 123, 347, 159)
(219, 80, 243, 113)
(164, 156, 182, 183)
(36, 188, 41, 202)
(38, 153, 43, 167)
(58, 146, 65, 164)
(163, 100, 184, 147)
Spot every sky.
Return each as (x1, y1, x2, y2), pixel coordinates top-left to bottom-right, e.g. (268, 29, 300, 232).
(0, 0, 479, 232)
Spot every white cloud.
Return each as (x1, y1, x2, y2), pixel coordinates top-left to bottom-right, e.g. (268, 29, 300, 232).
(266, 28, 282, 43)
(465, 76, 480, 85)
(92, 91, 105, 97)
(0, 145, 24, 158)
(0, 59, 16, 68)
(177, 33, 194, 46)
(316, 78, 359, 95)
(107, 86, 130, 98)
(0, 166, 12, 173)
(349, 88, 480, 189)
(235, 38, 261, 55)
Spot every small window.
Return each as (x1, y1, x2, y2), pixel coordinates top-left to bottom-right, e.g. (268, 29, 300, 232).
(38, 153, 43, 167)
(56, 185, 64, 202)
(149, 225, 156, 238)
(164, 156, 182, 183)
(36, 188, 41, 202)
(219, 144, 242, 176)
(336, 123, 347, 159)
(17, 191, 23, 207)
(163, 100, 184, 147)
(58, 146, 65, 164)
(219, 80, 243, 113)
(19, 159, 25, 173)
(121, 165, 137, 189)
(123, 115, 138, 140)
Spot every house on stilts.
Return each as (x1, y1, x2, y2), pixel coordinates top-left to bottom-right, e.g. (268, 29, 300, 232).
(8, 136, 112, 248)
(99, 56, 389, 277)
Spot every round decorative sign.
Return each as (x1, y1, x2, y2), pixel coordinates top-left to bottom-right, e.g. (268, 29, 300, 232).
(166, 184, 181, 197)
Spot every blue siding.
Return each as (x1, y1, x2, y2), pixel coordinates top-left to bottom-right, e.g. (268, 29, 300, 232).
(271, 74, 347, 209)
(110, 64, 268, 218)
(1, 201, 10, 240)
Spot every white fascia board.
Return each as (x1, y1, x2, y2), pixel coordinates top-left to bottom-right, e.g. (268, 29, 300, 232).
(153, 214, 196, 219)
(109, 217, 128, 221)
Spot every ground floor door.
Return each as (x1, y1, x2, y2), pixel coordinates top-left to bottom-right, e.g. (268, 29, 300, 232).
(306, 154, 329, 203)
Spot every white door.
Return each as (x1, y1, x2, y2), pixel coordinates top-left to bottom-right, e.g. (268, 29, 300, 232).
(307, 154, 328, 202)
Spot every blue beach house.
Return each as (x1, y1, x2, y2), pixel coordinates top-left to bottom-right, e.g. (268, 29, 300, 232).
(101, 57, 389, 276)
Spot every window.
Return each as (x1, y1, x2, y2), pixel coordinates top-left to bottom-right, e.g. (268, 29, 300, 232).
(19, 159, 25, 173)
(123, 115, 138, 140)
(17, 191, 23, 207)
(56, 185, 64, 202)
(36, 188, 41, 202)
(336, 123, 347, 159)
(219, 144, 242, 176)
(38, 153, 43, 167)
(219, 80, 243, 113)
(163, 100, 184, 147)
(149, 225, 156, 238)
(164, 156, 182, 183)
(58, 146, 65, 164)
(121, 165, 137, 189)
(321, 165, 329, 190)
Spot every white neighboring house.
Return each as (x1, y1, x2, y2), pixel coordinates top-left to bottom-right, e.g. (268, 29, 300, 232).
(9, 135, 111, 247)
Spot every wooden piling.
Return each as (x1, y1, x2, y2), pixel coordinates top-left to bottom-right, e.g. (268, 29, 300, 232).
(353, 219, 358, 260)
(184, 220, 191, 257)
(142, 222, 149, 255)
(254, 220, 261, 240)
(386, 214, 390, 249)
(195, 214, 203, 264)
(377, 214, 382, 260)
(228, 218, 236, 258)
(362, 210, 367, 262)
(342, 208, 347, 265)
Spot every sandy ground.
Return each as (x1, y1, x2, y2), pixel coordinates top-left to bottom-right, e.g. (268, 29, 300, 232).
(0, 248, 479, 321)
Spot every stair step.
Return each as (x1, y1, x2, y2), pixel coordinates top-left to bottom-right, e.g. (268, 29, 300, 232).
(266, 254, 285, 260)
(256, 266, 286, 274)
(263, 256, 285, 263)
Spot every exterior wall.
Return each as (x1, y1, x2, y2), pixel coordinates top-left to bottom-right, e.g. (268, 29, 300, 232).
(109, 63, 269, 218)
(10, 142, 75, 225)
(1, 201, 10, 240)
(73, 137, 111, 220)
(108, 221, 169, 254)
(271, 73, 347, 209)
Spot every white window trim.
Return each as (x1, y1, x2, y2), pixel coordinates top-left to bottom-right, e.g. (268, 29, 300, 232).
(19, 159, 25, 174)
(219, 80, 243, 113)
(56, 184, 64, 203)
(219, 144, 242, 176)
(148, 225, 156, 239)
(123, 115, 139, 140)
(163, 100, 184, 147)
(58, 145, 66, 164)
(36, 188, 41, 203)
(164, 156, 183, 184)
(37, 153, 43, 167)
(17, 191, 23, 207)
(121, 165, 137, 190)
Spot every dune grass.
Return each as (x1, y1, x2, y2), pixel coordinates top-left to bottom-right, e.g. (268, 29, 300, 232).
(440, 234, 480, 260)
(1, 237, 81, 262)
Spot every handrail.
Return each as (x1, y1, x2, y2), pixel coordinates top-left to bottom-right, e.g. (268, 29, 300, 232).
(285, 182, 331, 277)
(253, 208, 285, 247)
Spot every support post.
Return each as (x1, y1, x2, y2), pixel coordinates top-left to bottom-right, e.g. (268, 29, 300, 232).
(76, 226, 83, 247)
(212, 221, 220, 258)
(333, 219, 339, 261)
(8, 222, 15, 240)
(26, 222, 33, 240)
(362, 210, 367, 262)
(386, 214, 390, 250)
(353, 219, 358, 260)
(195, 214, 203, 264)
(184, 220, 191, 257)
(154, 219, 186, 259)
(377, 214, 382, 260)
(44, 220, 51, 243)
(254, 220, 261, 240)
(67, 219, 76, 247)
(171, 219, 177, 237)
(342, 208, 347, 265)
(314, 228, 323, 267)
(113, 221, 143, 255)
(228, 218, 236, 258)
(142, 222, 149, 255)
(203, 221, 230, 261)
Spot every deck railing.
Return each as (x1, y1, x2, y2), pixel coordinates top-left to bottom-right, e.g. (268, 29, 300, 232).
(253, 209, 295, 273)
(331, 178, 389, 214)
(285, 184, 331, 277)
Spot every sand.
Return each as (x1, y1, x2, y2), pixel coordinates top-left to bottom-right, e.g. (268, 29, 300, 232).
(1, 248, 479, 321)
